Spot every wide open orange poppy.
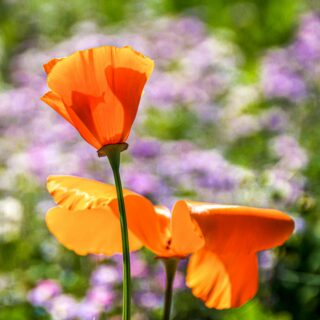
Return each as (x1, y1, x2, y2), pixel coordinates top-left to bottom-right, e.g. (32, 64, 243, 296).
(179, 201, 294, 309)
(41, 46, 154, 150)
(46, 175, 294, 309)
(46, 175, 169, 256)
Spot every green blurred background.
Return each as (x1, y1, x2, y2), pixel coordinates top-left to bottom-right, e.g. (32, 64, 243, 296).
(0, 0, 320, 319)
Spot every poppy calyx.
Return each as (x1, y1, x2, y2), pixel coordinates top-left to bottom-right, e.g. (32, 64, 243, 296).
(97, 142, 129, 158)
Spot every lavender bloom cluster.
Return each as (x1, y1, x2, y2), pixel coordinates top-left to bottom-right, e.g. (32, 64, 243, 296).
(261, 12, 320, 102)
(2, 16, 307, 208)
(28, 253, 185, 319)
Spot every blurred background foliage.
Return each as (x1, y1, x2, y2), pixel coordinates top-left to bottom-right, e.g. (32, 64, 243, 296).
(0, 0, 320, 319)
(0, 0, 318, 79)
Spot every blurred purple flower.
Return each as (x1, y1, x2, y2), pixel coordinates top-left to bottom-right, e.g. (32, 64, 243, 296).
(77, 300, 102, 320)
(123, 170, 166, 197)
(90, 265, 121, 287)
(154, 267, 185, 291)
(196, 103, 221, 124)
(150, 33, 181, 61)
(271, 135, 308, 170)
(136, 292, 162, 309)
(258, 250, 275, 270)
(170, 16, 205, 45)
(182, 150, 240, 191)
(261, 50, 307, 102)
(293, 215, 306, 234)
(197, 173, 236, 191)
(259, 108, 288, 132)
(86, 286, 116, 307)
(26, 144, 84, 182)
(146, 72, 180, 108)
(130, 253, 148, 278)
(28, 280, 61, 307)
(172, 271, 185, 290)
(130, 139, 161, 159)
(114, 252, 149, 279)
(293, 13, 320, 65)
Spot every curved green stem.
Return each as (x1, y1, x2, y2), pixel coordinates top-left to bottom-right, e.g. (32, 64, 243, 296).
(104, 143, 131, 320)
(162, 258, 179, 320)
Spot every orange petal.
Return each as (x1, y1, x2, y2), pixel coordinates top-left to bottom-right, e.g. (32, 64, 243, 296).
(47, 175, 170, 256)
(47, 175, 134, 211)
(170, 201, 205, 257)
(103, 66, 149, 143)
(41, 91, 73, 124)
(41, 91, 102, 149)
(104, 48, 154, 138)
(186, 249, 258, 309)
(46, 207, 142, 256)
(154, 205, 172, 241)
(43, 58, 64, 74)
(67, 92, 105, 148)
(44, 46, 153, 147)
(183, 201, 294, 254)
(47, 46, 154, 106)
(109, 198, 170, 257)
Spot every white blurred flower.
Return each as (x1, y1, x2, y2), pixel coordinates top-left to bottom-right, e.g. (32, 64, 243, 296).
(0, 197, 23, 241)
(48, 295, 78, 320)
(226, 114, 260, 140)
(0, 275, 10, 292)
(225, 85, 260, 114)
(265, 168, 306, 204)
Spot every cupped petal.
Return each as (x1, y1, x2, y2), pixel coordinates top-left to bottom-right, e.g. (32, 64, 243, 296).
(46, 207, 142, 256)
(41, 91, 102, 149)
(41, 91, 101, 149)
(41, 91, 73, 124)
(67, 87, 127, 147)
(47, 175, 121, 210)
(154, 205, 171, 241)
(100, 66, 149, 144)
(45, 46, 153, 147)
(170, 201, 205, 257)
(67, 91, 106, 148)
(121, 46, 154, 79)
(182, 201, 294, 254)
(43, 58, 64, 75)
(186, 249, 258, 309)
(46, 46, 154, 106)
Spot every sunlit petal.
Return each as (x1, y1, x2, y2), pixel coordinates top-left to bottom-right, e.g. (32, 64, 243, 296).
(42, 46, 154, 148)
(186, 248, 258, 309)
(43, 58, 64, 75)
(46, 207, 142, 256)
(41, 91, 73, 124)
(170, 200, 205, 256)
(183, 201, 294, 254)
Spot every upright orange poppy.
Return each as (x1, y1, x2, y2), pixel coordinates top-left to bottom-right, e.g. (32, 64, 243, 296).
(46, 175, 294, 310)
(41, 46, 154, 150)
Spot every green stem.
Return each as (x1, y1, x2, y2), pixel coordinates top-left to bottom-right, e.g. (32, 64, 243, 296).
(162, 258, 179, 320)
(105, 144, 131, 320)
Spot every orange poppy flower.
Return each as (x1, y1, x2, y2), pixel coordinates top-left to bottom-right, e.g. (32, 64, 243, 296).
(41, 46, 154, 150)
(46, 175, 294, 309)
